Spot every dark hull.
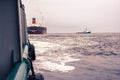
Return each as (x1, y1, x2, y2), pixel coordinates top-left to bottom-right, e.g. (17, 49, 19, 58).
(27, 26, 47, 34)
(76, 32, 91, 34)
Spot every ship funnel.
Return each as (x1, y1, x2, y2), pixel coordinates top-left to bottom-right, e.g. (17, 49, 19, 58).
(32, 18, 36, 24)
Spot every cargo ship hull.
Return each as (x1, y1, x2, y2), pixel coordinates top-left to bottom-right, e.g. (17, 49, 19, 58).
(27, 26, 47, 34)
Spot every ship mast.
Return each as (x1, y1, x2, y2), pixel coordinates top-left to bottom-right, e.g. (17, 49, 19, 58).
(41, 15, 46, 27)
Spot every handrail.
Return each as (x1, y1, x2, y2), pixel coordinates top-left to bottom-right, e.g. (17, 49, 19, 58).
(7, 45, 31, 80)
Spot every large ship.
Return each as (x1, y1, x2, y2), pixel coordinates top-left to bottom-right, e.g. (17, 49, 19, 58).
(27, 18, 47, 34)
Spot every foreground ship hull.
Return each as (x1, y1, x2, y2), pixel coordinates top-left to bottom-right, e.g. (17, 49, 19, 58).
(27, 26, 47, 34)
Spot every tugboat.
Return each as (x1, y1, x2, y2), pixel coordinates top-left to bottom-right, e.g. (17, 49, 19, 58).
(76, 28, 91, 34)
(27, 18, 47, 34)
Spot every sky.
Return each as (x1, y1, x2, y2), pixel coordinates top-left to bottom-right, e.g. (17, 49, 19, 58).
(22, 0, 120, 33)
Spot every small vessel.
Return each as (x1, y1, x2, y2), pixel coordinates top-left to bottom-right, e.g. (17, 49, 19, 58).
(76, 28, 91, 34)
(27, 18, 47, 34)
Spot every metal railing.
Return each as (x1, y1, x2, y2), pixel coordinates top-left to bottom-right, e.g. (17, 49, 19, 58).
(7, 45, 31, 80)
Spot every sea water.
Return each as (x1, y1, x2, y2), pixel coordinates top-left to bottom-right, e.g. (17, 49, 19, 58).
(29, 33, 120, 80)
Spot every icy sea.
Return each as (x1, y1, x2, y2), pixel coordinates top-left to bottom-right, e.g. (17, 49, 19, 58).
(29, 33, 120, 80)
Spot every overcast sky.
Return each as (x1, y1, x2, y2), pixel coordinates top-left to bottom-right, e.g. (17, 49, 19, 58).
(22, 0, 120, 33)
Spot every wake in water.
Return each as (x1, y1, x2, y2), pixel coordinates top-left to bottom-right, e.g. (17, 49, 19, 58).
(30, 40, 80, 72)
(29, 33, 120, 80)
(30, 34, 99, 72)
